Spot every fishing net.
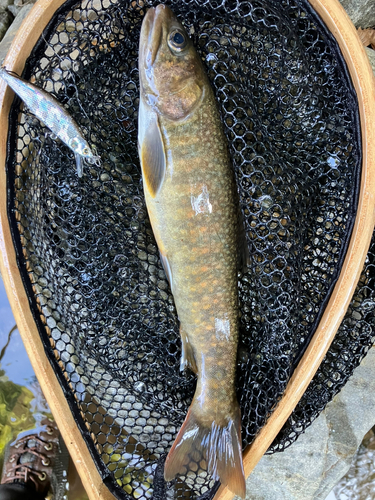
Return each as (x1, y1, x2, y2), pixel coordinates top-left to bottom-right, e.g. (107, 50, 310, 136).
(4, 0, 370, 498)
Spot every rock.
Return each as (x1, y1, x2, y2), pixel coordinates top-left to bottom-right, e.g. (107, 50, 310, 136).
(365, 47, 375, 73)
(0, 11, 11, 43)
(8, 3, 22, 17)
(7, 4, 19, 16)
(0, 4, 33, 63)
(242, 345, 375, 500)
(339, 0, 375, 28)
(0, 0, 38, 38)
(0, 0, 13, 14)
(7, 0, 36, 19)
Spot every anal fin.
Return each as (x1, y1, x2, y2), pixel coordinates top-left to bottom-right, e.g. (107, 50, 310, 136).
(180, 327, 197, 374)
(159, 251, 173, 293)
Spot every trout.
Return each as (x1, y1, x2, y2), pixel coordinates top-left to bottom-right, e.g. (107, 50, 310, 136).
(0, 67, 100, 176)
(138, 5, 246, 497)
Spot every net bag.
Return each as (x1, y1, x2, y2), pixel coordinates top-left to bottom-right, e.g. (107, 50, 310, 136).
(0, 0, 375, 499)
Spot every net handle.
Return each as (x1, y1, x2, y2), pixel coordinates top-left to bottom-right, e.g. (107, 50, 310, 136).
(215, 0, 375, 497)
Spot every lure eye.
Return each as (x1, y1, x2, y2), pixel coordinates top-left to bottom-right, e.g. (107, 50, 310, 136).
(82, 147, 90, 156)
(168, 29, 187, 52)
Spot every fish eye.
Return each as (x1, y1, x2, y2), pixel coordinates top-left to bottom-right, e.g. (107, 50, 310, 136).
(168, 29, 188, 52)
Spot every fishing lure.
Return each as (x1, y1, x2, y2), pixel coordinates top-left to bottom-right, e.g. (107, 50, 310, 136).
(0, 67, 100, 176)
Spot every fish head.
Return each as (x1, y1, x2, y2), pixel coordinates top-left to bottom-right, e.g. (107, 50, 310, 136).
(139, 4, 206, 120)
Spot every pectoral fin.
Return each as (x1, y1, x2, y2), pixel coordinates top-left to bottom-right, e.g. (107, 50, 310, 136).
(139, 110, 166, 198)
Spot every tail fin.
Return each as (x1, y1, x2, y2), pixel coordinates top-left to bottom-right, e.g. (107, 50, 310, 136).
(164, 405, 246, 498)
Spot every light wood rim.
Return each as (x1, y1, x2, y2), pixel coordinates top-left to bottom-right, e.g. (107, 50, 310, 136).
(0, 0, 116, 498)
(214, 0, 375, 498)
(0, 0, 374, 500)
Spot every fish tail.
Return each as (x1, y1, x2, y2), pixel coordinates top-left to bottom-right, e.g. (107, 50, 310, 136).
(164, 404, 246, 498)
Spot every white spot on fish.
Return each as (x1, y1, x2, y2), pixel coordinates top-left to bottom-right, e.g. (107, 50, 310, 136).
(215, 315, 230, 341)
(191, 184, 212, 216)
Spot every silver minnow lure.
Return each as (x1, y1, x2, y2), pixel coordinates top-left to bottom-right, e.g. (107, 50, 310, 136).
(0, 67, 100, 177)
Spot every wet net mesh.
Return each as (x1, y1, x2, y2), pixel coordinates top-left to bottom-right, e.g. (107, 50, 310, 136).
(4, 0, 370, 497)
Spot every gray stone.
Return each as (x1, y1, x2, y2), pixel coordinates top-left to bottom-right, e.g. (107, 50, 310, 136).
(0, 0, 13, 14)
(7, 0, 36, 20)
(241, 345, 375, 500)
(365, 47, 375, 73)
(339, 0, 375, 28)
(0, 11, 10, 42)
(7, 4, 19, 16)
(0, 4, 33, 64)
(8, 3, 22, 17)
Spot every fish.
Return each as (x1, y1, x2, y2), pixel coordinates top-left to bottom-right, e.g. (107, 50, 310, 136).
(138, 5, 246, 497)
(0, 67, 100, 177)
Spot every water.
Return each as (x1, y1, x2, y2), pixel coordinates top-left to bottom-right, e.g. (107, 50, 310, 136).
(0, 276, 40, 468)
(0, 298, 35, 389)
(0, 274, 88, 500)
(332, 429, 375, 500)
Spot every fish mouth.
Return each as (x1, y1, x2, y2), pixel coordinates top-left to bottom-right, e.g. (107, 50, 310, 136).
(139, 5, 174, 70)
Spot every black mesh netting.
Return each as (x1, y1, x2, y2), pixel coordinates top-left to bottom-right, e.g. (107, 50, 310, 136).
(5, 0, 373, 498)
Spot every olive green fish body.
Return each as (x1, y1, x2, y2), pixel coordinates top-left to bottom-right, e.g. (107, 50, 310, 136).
(146, 93, 239, 411)
(138, 5, 245, 497)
